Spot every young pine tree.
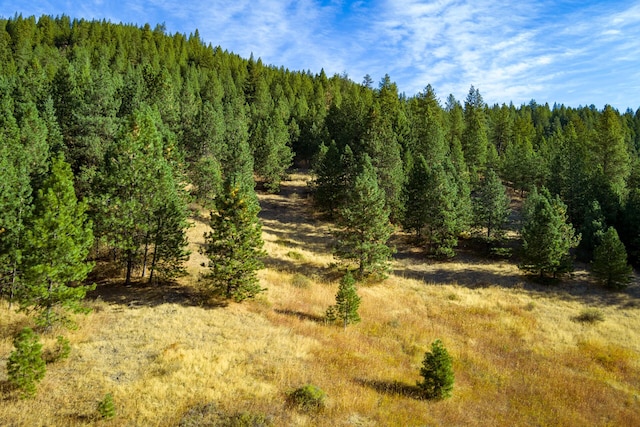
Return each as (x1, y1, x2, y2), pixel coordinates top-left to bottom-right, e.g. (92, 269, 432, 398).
(7, 327, 46, 399)
(20, 154, 95, 328)
(334, 155, 394, 279)
(418, 339, 454, 400)
(519, 187, 580, 279)
(472, 168, 511, 241)
(333, 271, 361, 329)
(591, 227, 632, 290)
(202, 179, 266, 302)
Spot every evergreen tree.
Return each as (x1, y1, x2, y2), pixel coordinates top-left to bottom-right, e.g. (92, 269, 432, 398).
(252, 108, 293, 193)
(202, 180, 266, 302)
(312, 143, 357, 218)
(592, 105, 631, 201)
(332, 271, 361, 329)
(334, 155, 394, 278)
(403, 156, 460, 257)
(577, 200, 606, 262)
(418, 339, 454, 400)
(621, 188, 640, 265)
(7, 327, 46, 399)
(20, 154, 95, 328)
(461, 86, 489, 183)
(472, 168, 511, 240)
(93, 106, 188, 285)
(591, 227, 632, 289)
(519, 187, 580, 279)
(361, 104, 405, 222)
(0, 90, 32, 305)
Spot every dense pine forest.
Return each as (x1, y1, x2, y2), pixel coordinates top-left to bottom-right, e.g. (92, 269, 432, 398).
(1, 15, 640, 423)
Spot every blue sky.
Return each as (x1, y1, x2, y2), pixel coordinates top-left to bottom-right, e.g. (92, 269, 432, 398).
(2, 1, 640, 111)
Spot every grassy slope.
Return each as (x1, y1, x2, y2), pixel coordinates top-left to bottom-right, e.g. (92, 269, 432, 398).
(1, 172, 639, 426)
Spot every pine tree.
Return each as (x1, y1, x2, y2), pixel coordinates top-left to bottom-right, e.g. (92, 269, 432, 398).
(472, 168, 511, 240)
(202, 180, 266, 302)
(462, 86, 489, 183)
(7, 327, 46, 399)
(20, 154, 95, 328)
(591, 227, 632, 289)
(418, 339, 454, 400)
(403, 156, 460, 257)
(312, 143, 358, 218)
(519, 187, 580, 279)
(333, 271, 361, 329)
(334, 155, 394, 278)
(578, 200, 606, 262)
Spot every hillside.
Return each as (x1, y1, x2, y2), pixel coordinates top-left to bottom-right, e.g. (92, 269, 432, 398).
(1, 172, 639, 426)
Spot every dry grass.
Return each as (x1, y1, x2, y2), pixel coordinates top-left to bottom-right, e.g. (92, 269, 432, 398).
(1, 171, 639, 426)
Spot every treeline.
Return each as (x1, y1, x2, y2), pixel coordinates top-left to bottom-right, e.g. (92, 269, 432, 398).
(1, 15, 639, 321)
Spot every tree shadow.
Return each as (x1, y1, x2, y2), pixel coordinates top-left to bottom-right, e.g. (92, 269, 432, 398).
(262, 254, 343, 283)
(354, 378, 425, 400)
(273, 308, 325, 323)
(86, 279, 222, 309)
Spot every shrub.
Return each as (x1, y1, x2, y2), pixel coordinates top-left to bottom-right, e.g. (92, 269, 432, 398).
(573, 308, 605, 324)
(418, 339, 454, 400)
(97, 393, 116, 419)
(46, 335, 71, 363)
(287, 251, 304, 261)
(291, 273, 311, 288)
(7, 327, 46, 398)
(286, 384, 326, 413)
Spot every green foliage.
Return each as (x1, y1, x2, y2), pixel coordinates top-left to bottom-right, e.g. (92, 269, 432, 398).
(573, 308, 605, 324)
(202, 180, 266, 302)
(7, 327, 46, 399)
(519, 187, 580, 279)
(472, 167, 511, 240)
(93, 106, 189, 285)
(331, 271, 361, 329)
(418, 339, 454, 400)
(591, 227, 632, 289)
(334, 155, 394, 278)
(578, 200, 606, 261)
(45, 335, 71, 363)
(286, 384, 327, 413)
(403, 155, 463, 257)
(20, 154, 95, 328)
(97, 392, 116, 419)
(311, 142, 357, 217)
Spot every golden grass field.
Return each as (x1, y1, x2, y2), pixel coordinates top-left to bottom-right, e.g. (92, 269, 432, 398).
(1, 172, 639, 426)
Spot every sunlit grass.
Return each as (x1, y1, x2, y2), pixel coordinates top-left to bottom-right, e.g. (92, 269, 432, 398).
(1, 173, 639, 425)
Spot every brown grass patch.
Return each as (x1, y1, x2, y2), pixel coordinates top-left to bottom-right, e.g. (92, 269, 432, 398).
(1, 172, 639, 426)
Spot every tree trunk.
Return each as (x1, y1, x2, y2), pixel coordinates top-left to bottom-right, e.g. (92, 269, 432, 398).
(125, 251, 133, 285)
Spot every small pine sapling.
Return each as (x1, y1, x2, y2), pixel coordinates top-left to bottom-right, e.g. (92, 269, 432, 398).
(334, 271, 361, 329)
(97, 393, 116, 419)
(7, 327, 46, 398)
(418, 339, 454, 400)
